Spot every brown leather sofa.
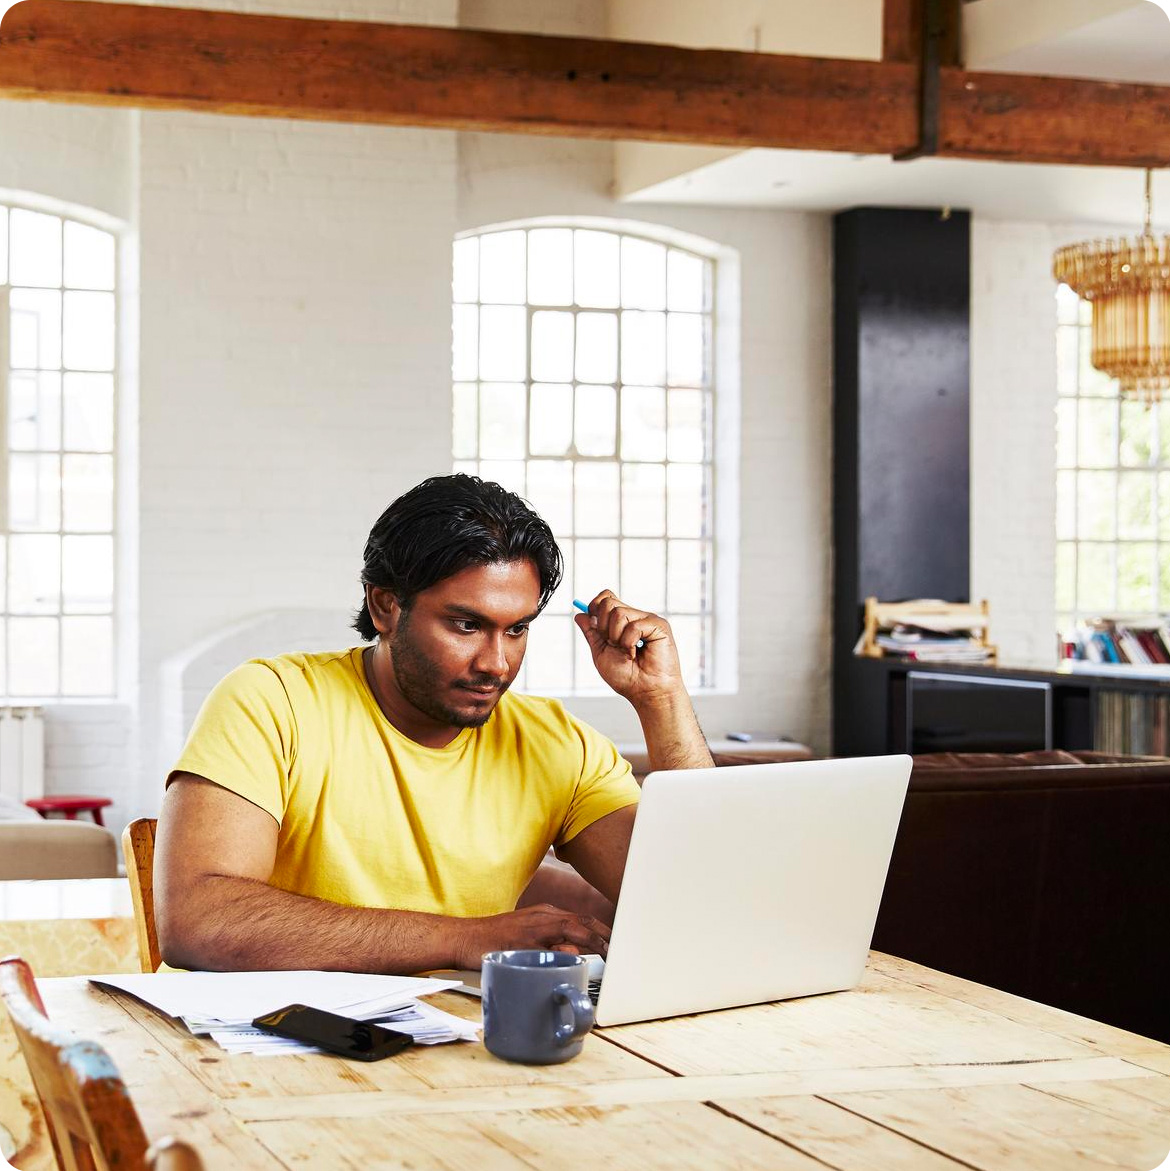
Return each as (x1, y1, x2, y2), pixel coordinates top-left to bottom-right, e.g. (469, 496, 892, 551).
(872, 750, 1170, 1044)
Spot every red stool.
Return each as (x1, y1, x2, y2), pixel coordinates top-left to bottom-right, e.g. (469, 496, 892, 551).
(25, 796, 113, 827)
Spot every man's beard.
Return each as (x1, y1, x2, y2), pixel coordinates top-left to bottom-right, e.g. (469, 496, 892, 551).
(388, 618, 510, 728)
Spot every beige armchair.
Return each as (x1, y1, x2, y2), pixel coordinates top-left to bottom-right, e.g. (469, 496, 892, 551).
(0, 821, 118, 880)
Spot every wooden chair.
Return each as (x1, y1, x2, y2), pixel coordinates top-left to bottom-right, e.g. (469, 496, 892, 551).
(147, 1137, 205, 1170)
(121, 819, 160, 974)
(0, 954, 149, 1171)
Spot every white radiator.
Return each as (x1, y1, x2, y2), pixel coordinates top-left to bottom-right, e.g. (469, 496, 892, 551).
(0, 707, 45, 805)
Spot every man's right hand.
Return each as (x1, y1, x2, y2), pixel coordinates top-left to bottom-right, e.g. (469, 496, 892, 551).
(455, 904, 611, 968)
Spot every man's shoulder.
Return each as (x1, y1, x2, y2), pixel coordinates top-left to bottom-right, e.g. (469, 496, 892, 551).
(492, 691, 605, 750)
(218, 648, 363, 706)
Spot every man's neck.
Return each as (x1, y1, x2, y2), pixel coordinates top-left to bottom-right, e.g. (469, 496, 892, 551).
(361, 644, 464, 749)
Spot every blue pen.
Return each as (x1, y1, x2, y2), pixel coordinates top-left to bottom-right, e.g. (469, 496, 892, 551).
(573, 598, 645, 649)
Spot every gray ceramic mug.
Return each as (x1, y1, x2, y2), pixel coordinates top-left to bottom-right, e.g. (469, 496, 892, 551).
(481, 949, 595, 1064)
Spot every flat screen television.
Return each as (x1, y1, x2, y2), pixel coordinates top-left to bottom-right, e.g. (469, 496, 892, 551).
(907, 672, 1052, 754)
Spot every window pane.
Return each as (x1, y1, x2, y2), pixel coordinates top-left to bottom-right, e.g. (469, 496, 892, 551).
(621, 538, 666, 613)
(528, 229, 573, 307)
(1056, 326, 1079, 396)
(8, 372, 61, 451)
(526, 459, 573, 537)
(9, 535, 61, 614)
(479, 384, 526, 460)
(452, 304, 478, 381)
(1077, 543, 1115, 612)
(1056, 284, 1080, 326)
(667, 313, 706, 386)
(1076, 471, 1115, 540)
(1160, 546, 1170, 610)
(9, 209, 62, 288)
(9, 454, 61, 532)
(621, 310, 666, 386)
(621, 463, 665, 536)
(574, 230, 619, 308)
(668, 540, 703, 612)
(668, 464, 706, 538)
(575, 313, 617, 383)
(1055, 543, 1075, 614)
(1120, 401, 1155, 467)
(61, 616, 113, 695)
(621, 385, 667, 462)
(0, 206, 7, 283)
(621, 237, 666, 310)
(10, 289, 62, 369)
(1118, 472, 1154, 539)
(574, 385, 616, 457)
(452, 237, 478, 303)
(1056, 470, 1076, 541)
(574, 464, 619, 536)
(668, 390, 709, 462)
(667, 250, 706, 313)
(1160, 472, 1170, 539)
(62, 373, 114, 452)
(671, 614, 702, 688)
(530, 383, 573, 457)
(452, 382, 477, 459)
(1118, 543, 1156, 612)
(62, 290, 115, 367)
(479, 230, 526, 304)
(63, 221, 115, 291)
(1055, 400, 1076, 469)
(479, 305, 526, 381)
(62, 454, 114, 532)
(478, 460, 526, 497)
(1077, 468, 1114, 541)
(531, 311, 574, 383)
(573, 538, 619, 612)
(7, 617, 59, 696)
(523, 615, 574, 692)
(62, 535, 113, 614)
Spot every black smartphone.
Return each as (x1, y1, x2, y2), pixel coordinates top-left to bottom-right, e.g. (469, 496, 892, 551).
(251, 1004, 415, 1061)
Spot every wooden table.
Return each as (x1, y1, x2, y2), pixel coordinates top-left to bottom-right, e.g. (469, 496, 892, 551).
(28, 953, 1170, 1170)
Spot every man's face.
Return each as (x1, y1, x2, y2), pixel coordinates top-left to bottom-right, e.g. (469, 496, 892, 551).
(386, 559, 542, 729)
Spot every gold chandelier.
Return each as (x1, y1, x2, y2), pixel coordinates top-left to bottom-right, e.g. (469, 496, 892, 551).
(1053, 170, 1170, 404)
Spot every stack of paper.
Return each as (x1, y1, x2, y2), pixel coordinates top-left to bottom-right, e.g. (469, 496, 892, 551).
(90, 970, 480, 1055)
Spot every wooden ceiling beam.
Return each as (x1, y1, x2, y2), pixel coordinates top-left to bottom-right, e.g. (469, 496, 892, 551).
(2, 0, 1170, 168)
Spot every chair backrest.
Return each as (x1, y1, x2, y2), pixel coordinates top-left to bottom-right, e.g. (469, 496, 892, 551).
(121, 819, 160, 974)
(0, 956, 150, 1171)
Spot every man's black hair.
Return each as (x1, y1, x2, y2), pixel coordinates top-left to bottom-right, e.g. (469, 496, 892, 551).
(352, 474, 564, 640)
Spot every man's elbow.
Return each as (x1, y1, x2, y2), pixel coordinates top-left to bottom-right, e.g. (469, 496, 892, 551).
(156, 876, 235, 971)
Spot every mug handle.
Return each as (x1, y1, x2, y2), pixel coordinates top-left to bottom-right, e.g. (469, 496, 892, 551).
(552, 983, 595, 1046)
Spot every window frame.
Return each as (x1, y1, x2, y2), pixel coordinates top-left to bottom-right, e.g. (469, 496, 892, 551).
(451, 218, 728, 696)
(0, 197, 121, 702)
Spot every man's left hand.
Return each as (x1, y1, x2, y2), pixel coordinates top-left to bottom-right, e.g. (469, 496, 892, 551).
(574, 589, 686, 706)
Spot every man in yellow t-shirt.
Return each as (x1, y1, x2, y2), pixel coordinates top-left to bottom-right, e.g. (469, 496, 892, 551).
(156, 474, 714, 974)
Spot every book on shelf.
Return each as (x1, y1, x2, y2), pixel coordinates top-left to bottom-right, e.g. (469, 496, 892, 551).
(1063, 619, 1170, 670)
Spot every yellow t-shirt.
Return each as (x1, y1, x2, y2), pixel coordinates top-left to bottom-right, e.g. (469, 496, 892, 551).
(170, 647, 639, 918)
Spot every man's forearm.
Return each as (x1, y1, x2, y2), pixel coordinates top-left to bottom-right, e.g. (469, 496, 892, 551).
(634, 689, 714, 772)
(160, 874, 466, 974)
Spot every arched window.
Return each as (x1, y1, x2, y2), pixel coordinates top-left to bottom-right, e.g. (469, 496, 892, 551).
(1, 202, 118, 698)
(452, 223, 716, 693)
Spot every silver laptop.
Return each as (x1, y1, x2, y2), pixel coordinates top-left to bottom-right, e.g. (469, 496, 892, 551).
(593, 754, 911, 1026)
(435, 755, 911, 1027)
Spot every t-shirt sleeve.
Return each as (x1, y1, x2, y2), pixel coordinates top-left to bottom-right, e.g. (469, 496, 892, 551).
(168, 661, 296, 825)
(555, 712, 640, 847)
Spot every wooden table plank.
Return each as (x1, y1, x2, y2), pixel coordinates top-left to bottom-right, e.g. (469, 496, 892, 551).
(598, 964, 1102, 1078)
(708, 1095, 972, 1170)
(248, 1101, 826, 1170)
(869, 953, 1169, 1060)
(222, 1058, 1156, 1123)
(822, 1083, 1170, 1171)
